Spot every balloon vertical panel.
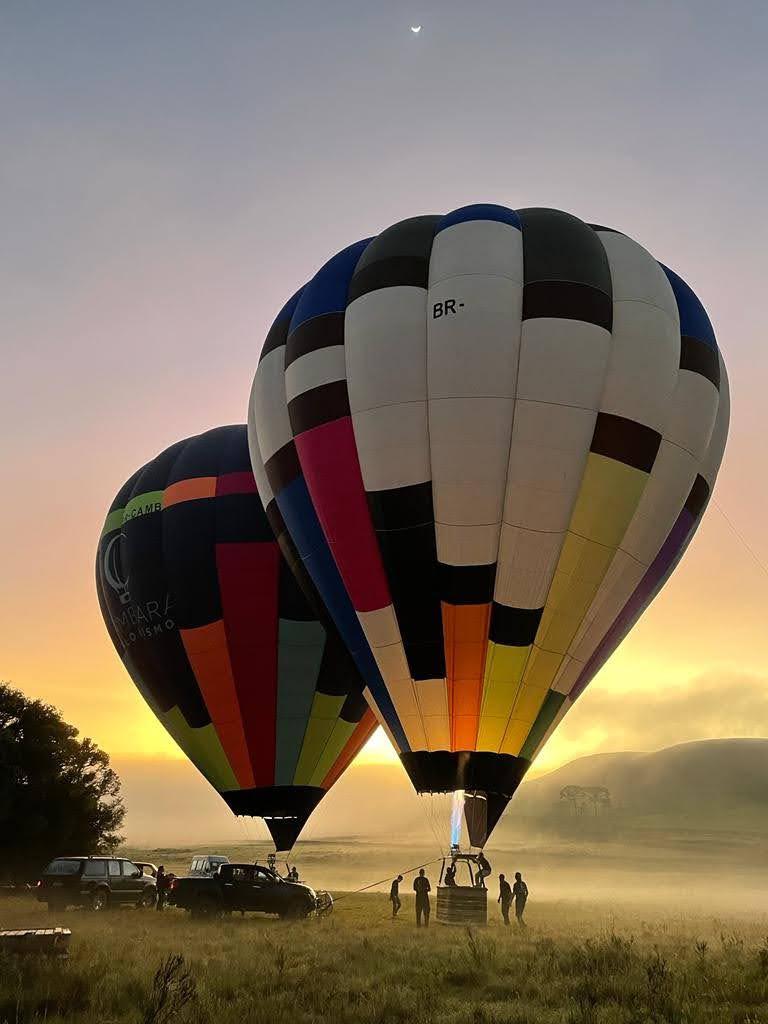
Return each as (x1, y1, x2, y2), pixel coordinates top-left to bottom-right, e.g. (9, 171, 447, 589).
(249, 288, 408, 753)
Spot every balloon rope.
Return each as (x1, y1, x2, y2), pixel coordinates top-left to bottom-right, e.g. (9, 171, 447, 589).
(713, 499, 768, 581)
(331, 855, 444, 903)
(423, 796, 446, 857)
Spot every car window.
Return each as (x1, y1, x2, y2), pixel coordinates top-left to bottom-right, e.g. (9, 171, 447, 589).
(45, 859, 82, 875)
(83, 860, 107, 877)
(254, 868, 273, 885)
(230, 867, 254, 882)
(192, 859, 200, 871)
(108, 861, 121, 876)
(121, 861, 141, 878)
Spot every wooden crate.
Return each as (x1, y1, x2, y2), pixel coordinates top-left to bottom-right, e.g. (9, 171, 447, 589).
(0, 928, 72, 957)
(436, 885, 487, 925)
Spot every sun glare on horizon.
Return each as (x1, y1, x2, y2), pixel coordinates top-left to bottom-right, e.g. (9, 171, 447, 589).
(357, 726, 399, 764)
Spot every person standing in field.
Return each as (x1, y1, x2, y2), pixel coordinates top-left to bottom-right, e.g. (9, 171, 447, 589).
(413, 868, 431, 927)
(512, 871, 528, 927)
(498, 873, 512, 926)
(390, 874, 403, 918)
(155, 865, 167, 912)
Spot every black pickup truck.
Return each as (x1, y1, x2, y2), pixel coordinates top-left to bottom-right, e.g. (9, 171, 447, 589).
(169, 863, 324, 919)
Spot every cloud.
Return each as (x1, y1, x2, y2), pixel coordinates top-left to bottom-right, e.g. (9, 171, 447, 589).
(542, 669, 768, 767)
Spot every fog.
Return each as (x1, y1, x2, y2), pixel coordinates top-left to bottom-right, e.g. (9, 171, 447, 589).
(118, 738, 768, 918)
(120, 834, 768, 919)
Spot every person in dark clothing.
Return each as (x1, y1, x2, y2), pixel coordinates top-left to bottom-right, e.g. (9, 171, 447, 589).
(155, 865, 167, 911)
(287, 865, 299, 882)
(444, 863, 457, 887)
(413, 868, 431, 927)
(475, 852, 492, 888)
(512, 871, 528, 927)
(390, 875, 403, 918)
(498, 873, 512, 926)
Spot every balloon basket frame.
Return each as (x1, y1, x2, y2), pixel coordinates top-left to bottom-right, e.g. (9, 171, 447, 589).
(436, 851, 488, 925)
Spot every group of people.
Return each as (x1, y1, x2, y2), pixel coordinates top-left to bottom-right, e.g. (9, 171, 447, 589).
(388, 862, 529, 928)
(443, 851, 492, 889)
(498, 871, 528, 927)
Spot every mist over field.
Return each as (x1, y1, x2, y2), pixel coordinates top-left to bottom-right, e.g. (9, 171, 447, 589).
(116, 738, 768, 916)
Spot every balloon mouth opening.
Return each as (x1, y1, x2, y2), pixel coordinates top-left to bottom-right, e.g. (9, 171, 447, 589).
(399, 750, 530, 797)
(219, 786, 325, 850)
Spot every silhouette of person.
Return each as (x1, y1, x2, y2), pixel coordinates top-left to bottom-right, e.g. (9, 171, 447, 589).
(413, 868, 431, 927)
(389, 874, 403, 918)
(287, 865, 299, 882)
(512, 871, 528, 927)
(444, 863, 457, 887)
(497, 873, 512, 926)
(155, 865, 167, 912)
(475, 852, 491, 888)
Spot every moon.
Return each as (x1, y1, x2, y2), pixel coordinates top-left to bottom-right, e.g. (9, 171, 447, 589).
(410, 25, 422, 33)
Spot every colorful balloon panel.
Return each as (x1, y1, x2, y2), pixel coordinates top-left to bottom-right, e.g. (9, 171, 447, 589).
(96, 425, 375, 850)
(248, 205, 729, 840)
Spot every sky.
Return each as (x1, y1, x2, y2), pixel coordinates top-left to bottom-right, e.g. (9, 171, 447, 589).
(2, 1, 768, 815)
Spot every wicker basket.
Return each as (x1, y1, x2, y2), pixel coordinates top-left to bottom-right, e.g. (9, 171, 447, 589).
(436, 886, 487, 925)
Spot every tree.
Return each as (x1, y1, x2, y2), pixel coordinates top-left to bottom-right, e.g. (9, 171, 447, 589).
(559, 784, 612, 819)
(560, 785, 588, 816)
(584, 786, 612, 817)
(0, 682, 124, 882)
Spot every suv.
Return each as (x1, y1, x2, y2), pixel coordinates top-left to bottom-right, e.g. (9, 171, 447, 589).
(37, 857, 157, 912)
(189, 854, 229, 877)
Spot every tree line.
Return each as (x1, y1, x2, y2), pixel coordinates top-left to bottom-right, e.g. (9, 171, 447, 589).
(559, 784, 612, 817)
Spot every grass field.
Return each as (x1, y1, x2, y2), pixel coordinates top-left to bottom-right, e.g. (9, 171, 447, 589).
(3, 890, 768, 1023)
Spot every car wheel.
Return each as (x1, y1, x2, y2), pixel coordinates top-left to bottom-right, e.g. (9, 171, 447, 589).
(138, 889, 156, 909)
(192, 900, 221, 920)
(90, 889, 109, 912)
(281, 902, 310, 920)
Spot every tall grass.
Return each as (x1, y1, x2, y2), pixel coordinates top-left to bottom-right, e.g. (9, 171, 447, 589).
(2, 894, 768, 1023)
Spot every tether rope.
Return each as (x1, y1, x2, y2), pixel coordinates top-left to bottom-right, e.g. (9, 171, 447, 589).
(330, 855, 443, 902)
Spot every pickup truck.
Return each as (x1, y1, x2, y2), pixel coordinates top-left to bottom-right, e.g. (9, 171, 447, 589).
(169, 863, 323, 919)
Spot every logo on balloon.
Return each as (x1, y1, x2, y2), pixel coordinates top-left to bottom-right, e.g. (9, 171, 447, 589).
(103, 535, 130, 606)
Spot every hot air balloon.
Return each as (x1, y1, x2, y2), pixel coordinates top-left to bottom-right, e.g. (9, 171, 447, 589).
(96, 425, 375, 851)
(248, 205, 729, 849)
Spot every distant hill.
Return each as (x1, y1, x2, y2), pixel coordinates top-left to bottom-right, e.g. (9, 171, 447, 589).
(116, 738, 768, 845)
(505, 738, 768, 833)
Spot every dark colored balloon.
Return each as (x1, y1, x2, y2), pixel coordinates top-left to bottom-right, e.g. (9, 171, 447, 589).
(96, 425, 375, 850)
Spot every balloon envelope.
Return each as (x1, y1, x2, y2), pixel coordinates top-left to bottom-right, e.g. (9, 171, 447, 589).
(248, 206, 729, 844)
(96, 425, 375, 850)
